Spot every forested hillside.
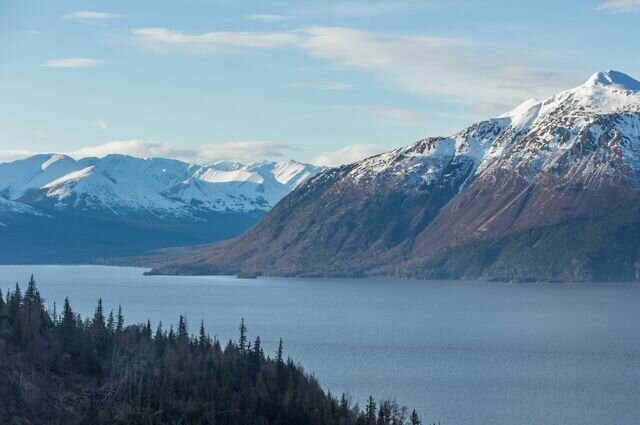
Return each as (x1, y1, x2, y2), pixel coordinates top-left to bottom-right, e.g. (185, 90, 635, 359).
(0, 276, 424, 425)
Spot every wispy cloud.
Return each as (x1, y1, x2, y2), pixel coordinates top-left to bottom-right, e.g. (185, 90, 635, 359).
(0, 150, 33, 163)
(300, 1, 437, 17)
(310, 144, 382, 167)
(130, 25, 572, 111)
(244, 14, 291, 22)
(24, 30, 41, 36)
(291, 81, 354, 91)
(94, 120, 108, 131)
(69, 140, 294, 164)
(596, 0, 640, 12)
(64, 11, 124, 23)
(298, 26, 573, 111)
(41, 58, 105, 68)
(132, 28, 299, 49)
(330, 105, 427, 125)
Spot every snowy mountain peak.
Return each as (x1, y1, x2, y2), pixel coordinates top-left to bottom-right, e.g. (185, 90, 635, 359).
(584, 70, 640, 91)
(0, 155, 323, 217)
(500, 98, 540, 119)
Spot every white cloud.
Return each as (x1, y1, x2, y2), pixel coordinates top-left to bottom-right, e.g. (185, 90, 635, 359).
(94, 120, 108, 131)
(41, 58, 105, 68)
(130, 25, 573, 109)
(310, 144, 382, 167)
(596, 0, 640, 12)
(69, 140, 293, 164)
(0, 150, 32, 163)
(331, 105, 427, 125)
(64, 11, 123, 23)
(291, 81, 354, 91)
(245, 14, 291, 22)
(298, 26, 572, 108)
(300, 1, 437, 17)
(132, 28, 299, 49)
(35, 130, 47, 140)
(24, 30, 41, 36)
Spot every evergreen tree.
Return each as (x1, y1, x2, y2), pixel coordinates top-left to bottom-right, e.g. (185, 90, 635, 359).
(145, 320, 153, 340)
(60, 297, 75, 350)
(106, 310, 115, 332)
(52, 301, 58, 326)
(276, 337, 284, 364)
(10, 283, 22, 311)
(93, 299, 105, 328)
(0, 276, 418, 425)
(365, 396, 376, 424)
(24, 274, 41, 307)
(198, 320, 207, 346)
(410, 409, 422, 425)
(340, 393, 349, 414)
(168, 324, 175, 343)
(177, 315, 188, 340)
(239, 318, 247, 357)
(116, 305, 124, 333)
(154, 321, 163, 341)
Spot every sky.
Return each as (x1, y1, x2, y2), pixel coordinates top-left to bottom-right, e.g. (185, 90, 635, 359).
(1, 0, 639, 166)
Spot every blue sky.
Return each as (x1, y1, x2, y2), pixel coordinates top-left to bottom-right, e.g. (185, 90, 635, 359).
(1, 0, 639, 166)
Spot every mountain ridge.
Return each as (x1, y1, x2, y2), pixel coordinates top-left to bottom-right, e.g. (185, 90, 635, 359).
(150, 70, 640, 281)
(0, 154, 322, 263)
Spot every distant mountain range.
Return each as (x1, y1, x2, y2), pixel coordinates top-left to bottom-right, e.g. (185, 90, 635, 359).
(0, 154, 322, 263)
(151, 70, 640, 282)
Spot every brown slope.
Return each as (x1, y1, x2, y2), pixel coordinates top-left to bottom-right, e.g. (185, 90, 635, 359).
(150, 145, 477, 276)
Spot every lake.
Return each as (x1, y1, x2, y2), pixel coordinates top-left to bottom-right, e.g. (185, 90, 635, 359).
(1, 265, 638, 425)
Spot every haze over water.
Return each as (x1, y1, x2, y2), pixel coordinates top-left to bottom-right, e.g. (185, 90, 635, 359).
(1, 265, 638, 425)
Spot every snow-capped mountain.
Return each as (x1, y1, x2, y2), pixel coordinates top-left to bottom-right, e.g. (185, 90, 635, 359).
(152, 71, 640, 281)
(0, 154, 321, 263)
(0, 154, 321, 217)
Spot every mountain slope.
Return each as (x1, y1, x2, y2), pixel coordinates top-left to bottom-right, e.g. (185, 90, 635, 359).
(151, 71, 640, 281)
(0, 155, 321, 263)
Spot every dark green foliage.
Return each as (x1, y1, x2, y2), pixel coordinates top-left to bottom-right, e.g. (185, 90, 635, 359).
(0, 276, 423, 425)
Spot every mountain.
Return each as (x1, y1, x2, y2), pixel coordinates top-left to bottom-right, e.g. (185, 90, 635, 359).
(151, 70, 640, 282)
(0, 154, 321, 263)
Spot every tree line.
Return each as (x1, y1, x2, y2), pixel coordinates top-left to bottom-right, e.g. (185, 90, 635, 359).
(0, 275, 429, 425)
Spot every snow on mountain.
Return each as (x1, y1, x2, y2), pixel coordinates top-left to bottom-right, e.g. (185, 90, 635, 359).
(0, 154, 322, 218)
(346, 70, 640, 189)
(151, 71, 640, 280)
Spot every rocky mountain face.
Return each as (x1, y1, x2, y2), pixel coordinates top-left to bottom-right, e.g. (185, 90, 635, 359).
(0, 154, 321, 263)
(152, 71, 640, 281)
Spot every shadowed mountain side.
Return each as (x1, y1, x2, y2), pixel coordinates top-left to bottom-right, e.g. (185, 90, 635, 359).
(149, 71, 640, 281)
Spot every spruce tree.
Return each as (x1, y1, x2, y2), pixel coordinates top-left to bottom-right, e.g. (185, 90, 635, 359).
(60, 297, 75, 351)
(410, 409, 422, 425)
(239, 318, 247, 357)
(93, 299, 105, 328)
(52, 301, 58, 326)
(145, 320, 152, 340)
(24, 274, 40, 308)
(116, 305, 124, 333)
(198, 320, 207, 346)
(276, 338, 284, 364)
(177, 315, 188, 340)
(11, 283, 22, 310)
(106, 310, 115, 332)
(154, 321, 163, 341)
(365, 396, 376, 424)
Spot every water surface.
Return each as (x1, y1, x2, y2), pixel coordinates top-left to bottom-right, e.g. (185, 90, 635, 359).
(1, 265, 638, 425)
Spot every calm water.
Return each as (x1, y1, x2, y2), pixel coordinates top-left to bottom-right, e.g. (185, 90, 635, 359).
(1, 265, 639, 425)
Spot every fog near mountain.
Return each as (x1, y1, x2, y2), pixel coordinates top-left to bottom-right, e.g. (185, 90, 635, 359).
(0, 154, 322, 263)
(151, 71, 640, 282)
